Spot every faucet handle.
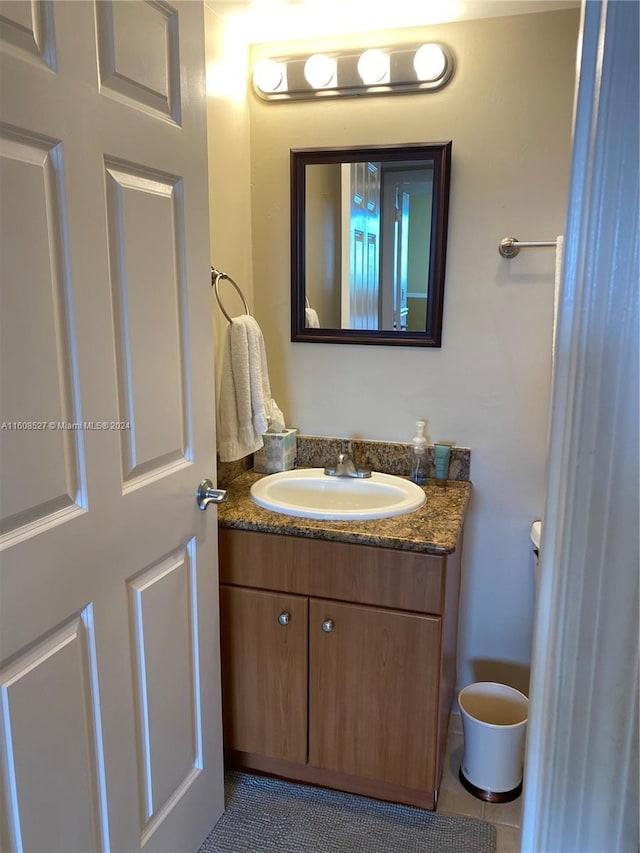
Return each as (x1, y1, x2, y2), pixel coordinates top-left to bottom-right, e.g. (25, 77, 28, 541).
(324, 450, 371, 478)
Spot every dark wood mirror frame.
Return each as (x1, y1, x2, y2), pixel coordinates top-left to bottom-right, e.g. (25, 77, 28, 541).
(291, 142, 452, 346)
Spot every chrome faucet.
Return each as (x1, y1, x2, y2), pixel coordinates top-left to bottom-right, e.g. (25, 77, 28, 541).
(324, 451, 371, 479)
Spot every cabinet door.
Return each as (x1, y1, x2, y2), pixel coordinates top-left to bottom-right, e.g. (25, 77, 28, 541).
(220, 586, 308, 763)
(309, 598, 441, 790)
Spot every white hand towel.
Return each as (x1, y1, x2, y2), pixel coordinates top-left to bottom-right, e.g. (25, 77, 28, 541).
(243, 316, 273, 436)
(305, 306, 320, 328)
(218, 315, 283, 462)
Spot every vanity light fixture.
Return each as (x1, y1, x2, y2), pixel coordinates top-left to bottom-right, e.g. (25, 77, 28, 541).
(252, 42, 454, 101)
(304, 53, 337, 89)
(253, 58, 287, 94)
(357, 48, 390, 86)
(413, 44, 447, 81)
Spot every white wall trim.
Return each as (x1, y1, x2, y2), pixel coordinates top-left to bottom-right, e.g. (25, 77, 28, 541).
(521, 1, 639, 851)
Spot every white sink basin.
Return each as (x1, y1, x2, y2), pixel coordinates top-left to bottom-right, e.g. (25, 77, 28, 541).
(249, 468, 426, 521)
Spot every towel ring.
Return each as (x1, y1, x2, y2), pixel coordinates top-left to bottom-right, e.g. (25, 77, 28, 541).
(211, 267, 250, 323)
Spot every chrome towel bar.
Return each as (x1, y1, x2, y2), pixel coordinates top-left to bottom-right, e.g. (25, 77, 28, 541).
(498, 237, 558, 259)
(211, 267, 250, 323)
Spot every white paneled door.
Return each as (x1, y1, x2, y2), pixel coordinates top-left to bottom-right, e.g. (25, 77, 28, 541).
(0, 2, 224, 851)
(342, 162, 381, 330)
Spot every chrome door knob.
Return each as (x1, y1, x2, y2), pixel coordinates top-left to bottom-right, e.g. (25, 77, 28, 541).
(196, 479, 228, 510)
(321, 619, 334, 633)
(278, 612, 290, 626)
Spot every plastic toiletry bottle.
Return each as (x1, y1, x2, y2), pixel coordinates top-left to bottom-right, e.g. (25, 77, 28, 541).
(410, 420, 428, 485)
(434, 441, 452, 481)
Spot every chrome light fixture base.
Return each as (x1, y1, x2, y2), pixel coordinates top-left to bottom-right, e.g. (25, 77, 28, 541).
(253, 42, 454, 102)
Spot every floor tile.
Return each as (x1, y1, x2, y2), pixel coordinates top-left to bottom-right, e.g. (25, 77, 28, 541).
(448, 710, 463, 735)
(494, 822, 521, 853)
(438, 725, 523, 841)
(436, 734, 484, 819)
(482, 794, 523, 828)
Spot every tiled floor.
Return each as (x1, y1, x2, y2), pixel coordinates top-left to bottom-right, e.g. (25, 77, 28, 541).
(437, 714, 522, 853)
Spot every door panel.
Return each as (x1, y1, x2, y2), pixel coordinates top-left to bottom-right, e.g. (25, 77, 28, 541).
(0, 609, 107, 853)
(105, 160, 190, 486)
(343, 161, 380, 330)
(0, 126, 84, 540)
(220, 585, 308, 763)
(127, 545, 202, 836)
(0, 0, 56, 70)
(0, 3, 223, 851)
(309, 598, 441, 790)
(95, 0, 180, 121)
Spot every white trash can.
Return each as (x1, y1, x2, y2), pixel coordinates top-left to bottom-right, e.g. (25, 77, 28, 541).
(458, 681, 529, 803)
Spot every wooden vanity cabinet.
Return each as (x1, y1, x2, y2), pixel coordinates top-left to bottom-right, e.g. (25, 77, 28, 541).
(308, 598, 441, 792)
(219, 585, 308, 763)
(218, 528, 462, 810)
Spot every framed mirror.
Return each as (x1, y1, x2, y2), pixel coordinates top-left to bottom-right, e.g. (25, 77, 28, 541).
(291, 142, 452, 346)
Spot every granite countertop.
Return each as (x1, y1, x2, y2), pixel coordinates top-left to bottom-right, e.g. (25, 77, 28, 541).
(217, 470, 471, 555)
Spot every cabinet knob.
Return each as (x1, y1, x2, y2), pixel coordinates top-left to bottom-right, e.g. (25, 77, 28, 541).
(321, 619, 334, 633)
(278, 611, 290, 626)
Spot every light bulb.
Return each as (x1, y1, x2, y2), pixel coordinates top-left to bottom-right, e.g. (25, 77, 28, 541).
(253, 59, 286, 94)
(357, 49, 390, 85)
(304, 54, 337, 89)
(413, 44, 447, 82)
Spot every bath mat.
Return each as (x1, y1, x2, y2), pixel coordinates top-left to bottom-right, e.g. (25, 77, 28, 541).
(199, 771, 497, 853)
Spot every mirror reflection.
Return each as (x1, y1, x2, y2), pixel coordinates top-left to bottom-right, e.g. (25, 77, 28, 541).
(291, 143, 452, 346)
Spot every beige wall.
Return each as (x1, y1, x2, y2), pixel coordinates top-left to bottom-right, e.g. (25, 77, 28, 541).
(205, 7, 254, 394)
(206, 9, 579, 690)
(305, 163, 341, 327)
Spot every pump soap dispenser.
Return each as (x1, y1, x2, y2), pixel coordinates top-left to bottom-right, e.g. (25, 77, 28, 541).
(410, 420, 428, 485)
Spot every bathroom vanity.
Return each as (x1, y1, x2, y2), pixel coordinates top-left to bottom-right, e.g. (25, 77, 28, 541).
(217, 470, 470, 810)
